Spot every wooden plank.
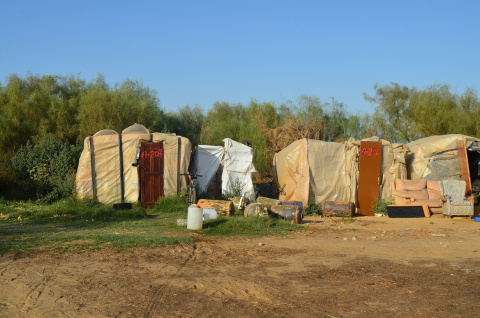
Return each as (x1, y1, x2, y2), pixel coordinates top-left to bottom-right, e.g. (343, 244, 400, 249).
(457, 139, 472, 195)
(421, 204, 430, 218)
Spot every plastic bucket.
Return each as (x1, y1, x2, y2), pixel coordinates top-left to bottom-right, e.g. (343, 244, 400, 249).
(187, 205, 203, 230)
(203, 208, 218, 220)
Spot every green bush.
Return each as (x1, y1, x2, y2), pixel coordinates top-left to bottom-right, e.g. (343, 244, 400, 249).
(371, 197, 395, 215)
(9, 135, 82, 202)
(304, 198, 322, 216)
(222, 177, 245, 200)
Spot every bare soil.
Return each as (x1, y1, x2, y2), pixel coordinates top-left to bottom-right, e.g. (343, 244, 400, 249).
(1, 215, 480, 318)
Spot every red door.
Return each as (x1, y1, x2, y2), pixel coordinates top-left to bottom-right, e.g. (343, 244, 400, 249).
(357, 141, 382, 216)
(140, 142, 164, 207)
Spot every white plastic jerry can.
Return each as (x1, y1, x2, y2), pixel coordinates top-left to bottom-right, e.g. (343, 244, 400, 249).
(187, 205, 203, 230)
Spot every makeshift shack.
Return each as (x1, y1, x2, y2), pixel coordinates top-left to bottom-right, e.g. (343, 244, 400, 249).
(406, 134, 480, 195)
(272, 137, 407, 211)
(192, 138, 257, 200)
(76, 123, 192, 206)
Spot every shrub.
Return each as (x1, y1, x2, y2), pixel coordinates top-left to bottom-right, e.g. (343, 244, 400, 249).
(371, 197, 395, 216)
(304, 198, 322, 216)
(9, 135, 82, 202)
(222, 177, 245, 200)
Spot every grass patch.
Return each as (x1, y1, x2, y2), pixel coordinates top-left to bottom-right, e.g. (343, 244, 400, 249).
(0, 197, 147, 222)
(201, 216, 302, 237)
(0, 196, 304, 254)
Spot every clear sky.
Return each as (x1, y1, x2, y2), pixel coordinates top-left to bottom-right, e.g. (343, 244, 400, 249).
(1, 0, 479, 114)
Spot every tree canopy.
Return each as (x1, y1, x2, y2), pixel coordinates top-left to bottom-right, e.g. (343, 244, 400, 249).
(1, 73, 479, 188)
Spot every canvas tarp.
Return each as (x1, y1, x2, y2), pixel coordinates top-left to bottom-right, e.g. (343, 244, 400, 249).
(76, 123, 192, 204)
(222, 138, 256, 199)
(193, 145, 224, 193)
(273, 137, 407, 206)
(273, 139, 358, 206)
(192, 139, 257, 199)
(406, 134, 480, 180)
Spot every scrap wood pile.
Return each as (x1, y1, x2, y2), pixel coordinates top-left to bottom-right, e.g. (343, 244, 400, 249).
(195, 196, 304, 224)
(263, 117, 326, 153)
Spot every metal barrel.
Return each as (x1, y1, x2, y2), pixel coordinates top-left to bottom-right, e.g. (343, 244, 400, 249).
(270, 205, 304, 224)
(322, 201, 355, 217)
(244, 203, 269, 218)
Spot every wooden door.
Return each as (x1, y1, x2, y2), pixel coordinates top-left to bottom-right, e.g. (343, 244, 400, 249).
(457, 139, 472, 195)
(357, 141, 382, 216)
(140, 142, 164, 207)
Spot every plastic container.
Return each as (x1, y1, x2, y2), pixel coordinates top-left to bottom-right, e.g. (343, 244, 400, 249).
(176, 218, 187, 226)
(187, 205, 203, 230)
(203, 208, 218, 220)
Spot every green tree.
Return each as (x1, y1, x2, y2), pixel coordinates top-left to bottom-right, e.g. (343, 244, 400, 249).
(165, 105, 204, 146)
(77, 76, 164, 138)
(201, 101, 272, 173)
(365, 83, 421, 142)
(366, 83, 480, 142)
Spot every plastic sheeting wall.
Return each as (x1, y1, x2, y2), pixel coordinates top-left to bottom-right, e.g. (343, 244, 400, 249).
(222, 139, 256, 200)
(193, 145, 224, 193)
(191, 139, 257, 200)
(75, 125, 192, 204)
(273, 139, 359, 206)
(406, 134, 478, 180)
(308, 139, 358, 204)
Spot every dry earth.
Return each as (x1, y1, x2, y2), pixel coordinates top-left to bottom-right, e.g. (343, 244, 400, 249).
(1, 215, 480, 318)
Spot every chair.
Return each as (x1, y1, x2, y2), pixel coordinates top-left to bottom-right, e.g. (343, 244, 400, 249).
(439, 179, 474, 217)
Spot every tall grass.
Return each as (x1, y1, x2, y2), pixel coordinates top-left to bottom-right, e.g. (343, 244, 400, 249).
(0, 195, 304, 254)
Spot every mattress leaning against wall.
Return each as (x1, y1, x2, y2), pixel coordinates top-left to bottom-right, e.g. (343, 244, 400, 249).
(75, 123, 192, 204)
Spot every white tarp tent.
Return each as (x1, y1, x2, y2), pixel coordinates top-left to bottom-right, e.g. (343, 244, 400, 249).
(193, 138, 257, 199)
(193, 145, 224, 193)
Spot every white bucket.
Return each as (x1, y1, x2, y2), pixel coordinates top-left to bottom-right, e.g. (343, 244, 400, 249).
(203, 208, 218, 220)
(187, 205, 203, 230)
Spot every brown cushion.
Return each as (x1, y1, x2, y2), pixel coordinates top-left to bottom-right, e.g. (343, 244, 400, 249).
(426, 180, 441, 200)
(409, 189, 429, 201)
(396, 179, 427, 191)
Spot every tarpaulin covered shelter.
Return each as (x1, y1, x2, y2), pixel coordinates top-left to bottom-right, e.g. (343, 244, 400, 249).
(192, 138, 257, 199)
(406, 134, 480, 194)
(272, 137, 407, 207)
(76, 123, 192, 205)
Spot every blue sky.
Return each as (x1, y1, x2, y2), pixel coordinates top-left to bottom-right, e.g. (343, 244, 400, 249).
(1, 0, 479, 114)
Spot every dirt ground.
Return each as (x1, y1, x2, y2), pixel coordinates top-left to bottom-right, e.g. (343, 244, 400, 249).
(1, 214, 480, 318)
